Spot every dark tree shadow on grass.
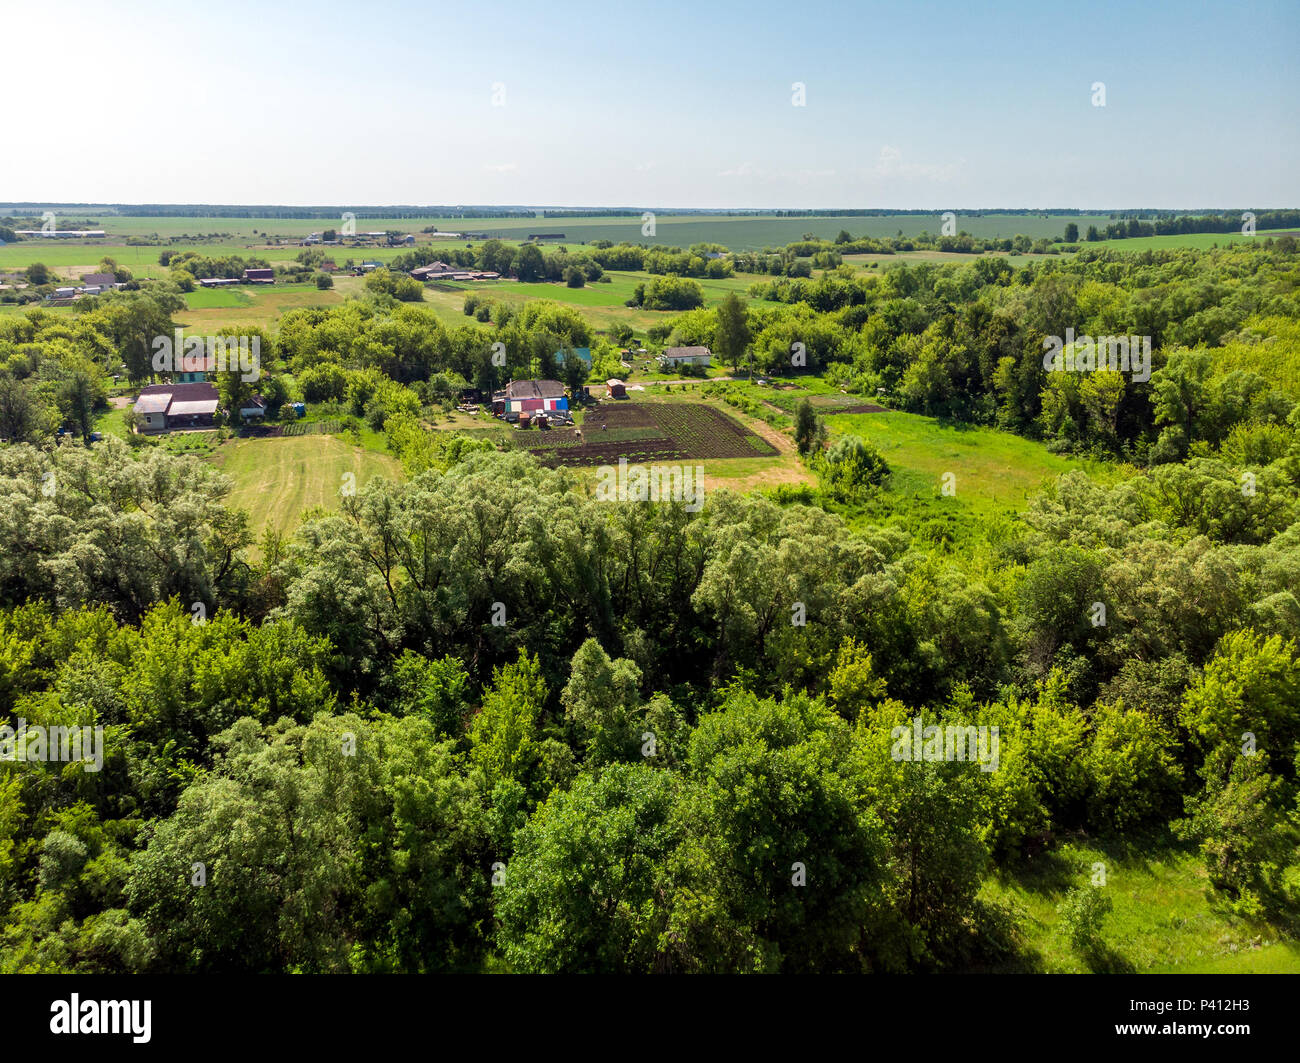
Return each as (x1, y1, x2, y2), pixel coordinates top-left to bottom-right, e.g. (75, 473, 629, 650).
(1081, 941, 1137, 974)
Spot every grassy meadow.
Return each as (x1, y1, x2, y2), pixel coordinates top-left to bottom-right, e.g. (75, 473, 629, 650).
(209, 433, 403, 537)
(980, 834, 1300, 974)
(821, 409, 1115, 519)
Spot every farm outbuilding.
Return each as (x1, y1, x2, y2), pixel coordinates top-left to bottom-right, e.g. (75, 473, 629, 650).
(239, 395, 268, 421)
(660, 345, 712, 368)
(243, 268, 275, 284)
(15, 230, 105, 239)
(606, 379, 627, 399)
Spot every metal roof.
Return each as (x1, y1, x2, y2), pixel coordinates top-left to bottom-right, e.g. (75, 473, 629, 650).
(134, 394, 171, 414)
(167, 399, 219, 416)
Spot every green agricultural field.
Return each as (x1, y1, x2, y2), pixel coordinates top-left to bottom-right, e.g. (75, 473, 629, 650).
(1, 210, 1118, 256)
(210, 433, 403, 537)
(1082, 229, 1295, 252)
(0, 234, 421, 277)
(346, 212, 1116, 249)
(0, 241, 171, 278)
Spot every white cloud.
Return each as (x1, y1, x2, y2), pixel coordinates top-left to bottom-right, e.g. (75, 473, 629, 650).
(869, 145, 961, 183)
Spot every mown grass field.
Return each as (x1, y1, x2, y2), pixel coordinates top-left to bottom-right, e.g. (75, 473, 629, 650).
(823, 408, 1115, 519)
(724, 376, 1115, 519)
(183, 288, 253, 309)
(175, 282, 348, 332)
(209, 433, 403, 537)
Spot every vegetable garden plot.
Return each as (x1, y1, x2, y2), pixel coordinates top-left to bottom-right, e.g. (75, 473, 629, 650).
(281, 420, 342, 436)
(522, 402, 777, 466)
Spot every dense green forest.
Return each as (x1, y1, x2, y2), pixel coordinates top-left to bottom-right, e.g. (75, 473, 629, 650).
(2, 239, 1299, 972)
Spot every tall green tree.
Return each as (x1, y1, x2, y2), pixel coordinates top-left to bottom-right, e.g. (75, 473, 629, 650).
(0, 372, 48, 443)
(713, 292, 751, 372)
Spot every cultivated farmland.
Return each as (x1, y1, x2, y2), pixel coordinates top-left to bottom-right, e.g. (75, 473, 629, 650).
(519, 402, 777, 466)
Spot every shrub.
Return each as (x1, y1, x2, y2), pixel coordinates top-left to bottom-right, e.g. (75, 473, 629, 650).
(1056, 884, 1112, 954)
(816, 434, 889, 501)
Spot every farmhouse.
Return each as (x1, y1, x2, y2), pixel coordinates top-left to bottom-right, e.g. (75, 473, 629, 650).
(80, 273, 120, 292)
(504, 378, 568, 414)
(660, 346, 712, 368)
(410, 262, 455, 281)
(243, 268, 275, 284)
(132, 383, 220, 432)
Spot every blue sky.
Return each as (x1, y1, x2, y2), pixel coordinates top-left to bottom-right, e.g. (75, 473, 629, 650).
(7, 0, 1297, 207)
